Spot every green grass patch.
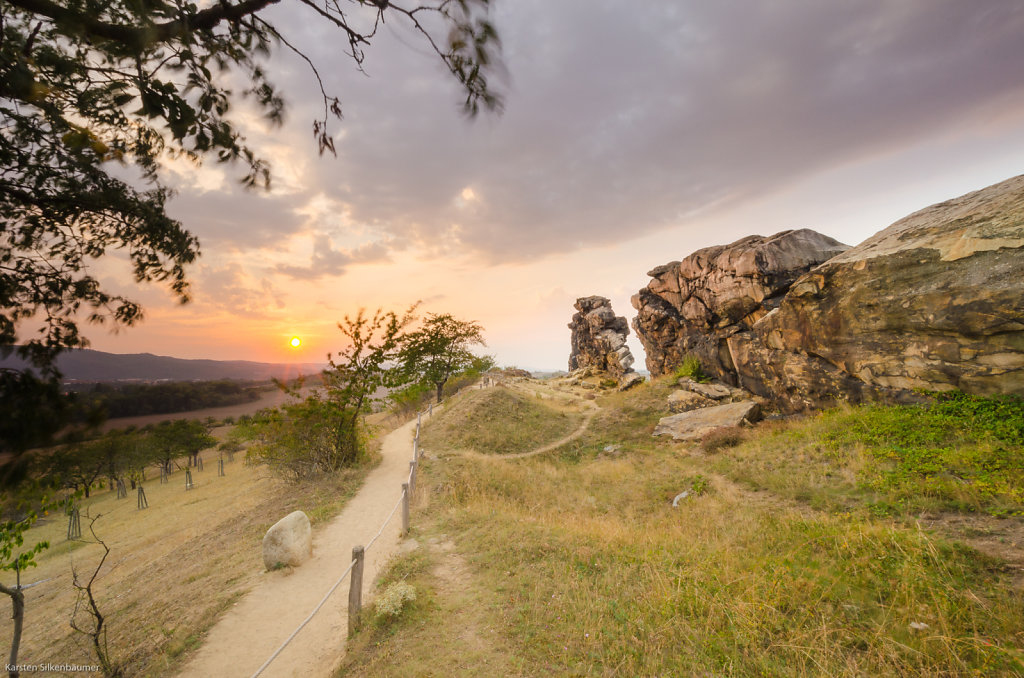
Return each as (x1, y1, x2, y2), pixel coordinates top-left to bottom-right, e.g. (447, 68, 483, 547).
(421, 387, 583, 456)
(712, 393, 1024, 516)
(423, 451, 1023, 676)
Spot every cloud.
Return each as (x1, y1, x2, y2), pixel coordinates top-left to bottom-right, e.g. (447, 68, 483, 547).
(194, 264, 286, 317)
(274, 234, 393, 280)
(157, 0, 1024, 269)
(238, 0, 1024, 263)
(165, 183, 309, 251)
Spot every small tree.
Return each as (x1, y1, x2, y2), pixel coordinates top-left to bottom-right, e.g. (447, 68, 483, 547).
(43, 442, 106, 499)
(396, 313, 486, 403)
(0, 497, 51, 677)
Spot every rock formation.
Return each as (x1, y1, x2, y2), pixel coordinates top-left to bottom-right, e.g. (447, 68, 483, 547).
(634, 175, 1024, 411)
(568, 296, 636, 378)
(631, 229, 849, 380)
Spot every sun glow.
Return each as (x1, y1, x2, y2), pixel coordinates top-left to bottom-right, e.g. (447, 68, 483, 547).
(289, 336, 301, 348)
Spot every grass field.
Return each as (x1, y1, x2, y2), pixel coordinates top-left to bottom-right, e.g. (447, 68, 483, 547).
(0, 413, 394, 676)
(341, 379, 1024, 677)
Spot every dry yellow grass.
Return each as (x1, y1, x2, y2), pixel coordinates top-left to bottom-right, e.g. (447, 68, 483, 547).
(340, 378, 1024, 677)
(2, 445, 376, 676)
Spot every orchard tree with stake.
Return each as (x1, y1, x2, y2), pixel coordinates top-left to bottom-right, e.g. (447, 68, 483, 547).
(0, 0, 503, 470)
(397, 312, 484, 403)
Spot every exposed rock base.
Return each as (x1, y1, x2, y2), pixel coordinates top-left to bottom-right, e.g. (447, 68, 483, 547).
(654, 401, 761, 441)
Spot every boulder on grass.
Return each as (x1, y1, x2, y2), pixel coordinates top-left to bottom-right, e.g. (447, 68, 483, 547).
(263, 510, 312, 570)
(653, 401, 760, 441)
(667, 390, 711, 413)
(618, 372, 645, 391)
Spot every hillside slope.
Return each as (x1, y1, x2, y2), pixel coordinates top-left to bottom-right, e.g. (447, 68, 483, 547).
(340, 378, 1024, 677)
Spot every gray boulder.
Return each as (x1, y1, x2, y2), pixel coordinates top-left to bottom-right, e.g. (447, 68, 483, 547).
(653, 401, 761, 441)
(263, 510, 312, 570)
(667, 390, 711, 413)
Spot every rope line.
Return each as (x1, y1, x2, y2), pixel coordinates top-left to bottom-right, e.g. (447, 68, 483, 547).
(249, 411, 428, 678)
(249, 557, 358, 678)
(366, 489, 407, 553)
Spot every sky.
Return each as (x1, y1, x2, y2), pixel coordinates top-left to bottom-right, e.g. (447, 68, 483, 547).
(87, 0, 1024, 371)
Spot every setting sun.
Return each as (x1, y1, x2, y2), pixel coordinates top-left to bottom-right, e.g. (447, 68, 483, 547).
(289, 336, 301, 348)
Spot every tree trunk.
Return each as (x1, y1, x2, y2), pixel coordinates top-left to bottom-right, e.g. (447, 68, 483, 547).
(1, 582, 25, 678)
(435, 381, 444, 403)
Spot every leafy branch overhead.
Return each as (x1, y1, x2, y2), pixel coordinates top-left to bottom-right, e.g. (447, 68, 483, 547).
(0, 0, 503, 459)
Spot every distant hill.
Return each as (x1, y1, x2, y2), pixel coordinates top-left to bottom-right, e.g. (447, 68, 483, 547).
(0, 348, 326, 382)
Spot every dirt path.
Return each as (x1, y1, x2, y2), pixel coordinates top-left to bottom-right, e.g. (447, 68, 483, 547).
(176, 414, 426, 678)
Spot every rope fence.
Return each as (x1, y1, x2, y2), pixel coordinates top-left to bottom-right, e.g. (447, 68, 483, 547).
(249, 398, 436, 678)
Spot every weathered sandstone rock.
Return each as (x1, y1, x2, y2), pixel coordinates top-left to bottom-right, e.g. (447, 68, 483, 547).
(618, 372, 645, 391)
(730, 175, 1024, 408)
(568, 296, 636, 378)
(635, 175, 1024, 411)
(654, 401, 761, 441)
(667, 390, 711, 413)
(262, 510, 312, 570)
(632, 229, 849, 381)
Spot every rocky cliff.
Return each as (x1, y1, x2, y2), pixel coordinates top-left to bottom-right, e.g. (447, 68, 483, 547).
(568, 296, 635, 378)
(631, 229, 849, 381)
(633, 175, 1024, 411)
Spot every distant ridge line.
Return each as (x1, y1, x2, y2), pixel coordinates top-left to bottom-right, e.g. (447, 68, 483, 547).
(0, 347, 326, 382)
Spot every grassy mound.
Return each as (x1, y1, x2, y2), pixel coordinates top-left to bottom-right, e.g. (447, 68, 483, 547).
(421, 386, 584, 456)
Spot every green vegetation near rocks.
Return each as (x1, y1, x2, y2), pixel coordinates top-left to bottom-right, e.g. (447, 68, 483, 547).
(709, 391, 1024, 517)
(344, 378, 1024, 677)
(672, 354, 711, 383)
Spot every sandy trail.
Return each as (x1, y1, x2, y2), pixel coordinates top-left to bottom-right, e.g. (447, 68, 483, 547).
(176, 414, 425, 678)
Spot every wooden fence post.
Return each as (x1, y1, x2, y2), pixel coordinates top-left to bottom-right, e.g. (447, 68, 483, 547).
(401, 483, 410, 537)
(429, 402, 433, 417)
(409, 460, 416, 495)
(348, 546, 364, 636)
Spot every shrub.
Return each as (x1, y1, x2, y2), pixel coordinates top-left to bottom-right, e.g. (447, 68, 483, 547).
(701, 426, 745, 453)
(374, 581, 416, 618)
(673, 355, 710, 383)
